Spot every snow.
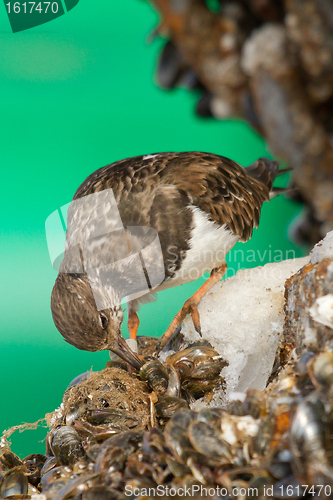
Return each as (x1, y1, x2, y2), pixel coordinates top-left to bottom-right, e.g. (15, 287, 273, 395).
(310, 230, 333, 263)
(182, 257, 309, 396)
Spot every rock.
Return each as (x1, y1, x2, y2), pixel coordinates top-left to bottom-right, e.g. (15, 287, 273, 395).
(182, 256, 309, 396)
(309, 294, 333, 330)
(284, 233, 333, 355)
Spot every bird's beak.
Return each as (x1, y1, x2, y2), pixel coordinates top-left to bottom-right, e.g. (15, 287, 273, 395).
(109, 334, 143, 370)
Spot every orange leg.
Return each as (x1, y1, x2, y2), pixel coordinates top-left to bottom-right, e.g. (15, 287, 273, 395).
(155, 263, 227, 352)
(128, 310, 140, 340)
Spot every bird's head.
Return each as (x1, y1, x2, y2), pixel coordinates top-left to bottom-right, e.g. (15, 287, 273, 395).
(51, 272, 142, 369)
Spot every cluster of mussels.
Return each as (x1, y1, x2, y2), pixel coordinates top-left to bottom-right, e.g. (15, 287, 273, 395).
(1, 338, 333, 499)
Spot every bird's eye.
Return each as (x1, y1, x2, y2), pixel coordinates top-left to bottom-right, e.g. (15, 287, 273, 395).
(99, 313, 108, 329)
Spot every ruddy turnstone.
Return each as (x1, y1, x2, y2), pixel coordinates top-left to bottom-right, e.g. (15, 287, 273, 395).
(51, 152, 287, 366)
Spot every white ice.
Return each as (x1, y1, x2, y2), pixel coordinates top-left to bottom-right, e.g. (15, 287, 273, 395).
(310, 230, 333, 263)
(182, 257, 309, 397)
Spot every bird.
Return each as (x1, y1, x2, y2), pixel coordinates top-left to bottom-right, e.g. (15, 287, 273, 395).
(51, 151, 287, 367)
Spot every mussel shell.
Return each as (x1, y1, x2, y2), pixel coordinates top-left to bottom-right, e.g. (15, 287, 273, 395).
(186, 457, 215, 484)
(166, 345, 226, 380)
(72, 419, 124, 439)
(164, 411, 195, 462)
(40, 465, 73, 489)
(51, 473, 98, 500)
(22, 453, 46, 487)
(161, 325, 185, 352)
(268, 448, 293, 480)
(51, 426, 86, 466)
(82, 485, 119, 500)
(188, 421, 232, 462)
(189, 358, 227, 379)
(253, 416, 274, 455)
(105, 360, 129, 371)
(243, 389, 264, 419)
(272, 474, 305, 499)
(165, 363, 181, 397)
(0, 451, 23, 470)
(0, 466, 28, 498)
(40, 456, 58, 477)
(311, 352, 333, 387)
(227, 399, 245, 416)
(156, 39, 186, 90)
(165, 455, 191, 477)
(155, 395, 189, 418)
(136, 336, 159, 357)
(249, 471, 275, 496)
(69, 371, 93, 388)
(295, 352, 315, 377)
(28, 482, 41, 495)
(182, 377, 222, 398)
(86, 444, 100, 462)
(290, 391, 326, 481)
(169, 410, 196, 430)
(41, 477, 73, 498)
(140, 359, 169, 394)
(65, 402, 86, 426)
(95, 431, 143, 475)
(86, 409, 138, 428)
(124, 451, 157, 485)
(196, 408, 224, 429)
(142, 427, 166, 455)
(45, 431, 54, 457)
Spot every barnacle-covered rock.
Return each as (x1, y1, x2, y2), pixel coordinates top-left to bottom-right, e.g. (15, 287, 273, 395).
(148, 0, 333, 241)
(284, 232, 333, 354)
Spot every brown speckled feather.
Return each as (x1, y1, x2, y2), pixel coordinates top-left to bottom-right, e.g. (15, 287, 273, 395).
(73, 152, 275, 264)
(51, 273, 121, 351)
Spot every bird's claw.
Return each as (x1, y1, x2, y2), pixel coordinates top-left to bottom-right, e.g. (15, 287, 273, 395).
(155, 300, 202, 354)
(189, 304, 201, 336)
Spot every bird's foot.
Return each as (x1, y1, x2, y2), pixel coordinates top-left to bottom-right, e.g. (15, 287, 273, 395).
(155, 263, 228, 354)
(155, 297, 202, 353)
(128, 310, 140, 340)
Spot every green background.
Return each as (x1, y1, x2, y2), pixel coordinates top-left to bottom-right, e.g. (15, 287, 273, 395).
(0, 1, 305, 458)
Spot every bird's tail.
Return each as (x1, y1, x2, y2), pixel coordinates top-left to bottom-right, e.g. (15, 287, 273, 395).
(245, 157, 292, 198)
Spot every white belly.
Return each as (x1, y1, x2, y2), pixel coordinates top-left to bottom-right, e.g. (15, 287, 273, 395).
(129, 206, 239, 311)
(157, 206, 239, 291)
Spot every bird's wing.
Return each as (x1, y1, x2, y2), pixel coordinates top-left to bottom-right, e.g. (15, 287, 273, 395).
(71, 153, 193, 281)
(161, 152, 270, 241)
(72, 152, 270, 254)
